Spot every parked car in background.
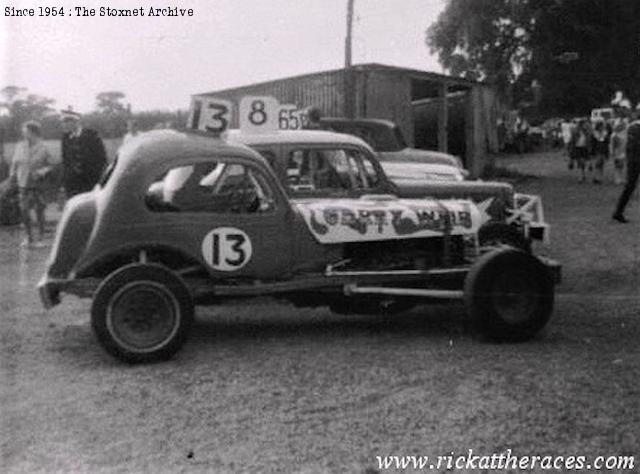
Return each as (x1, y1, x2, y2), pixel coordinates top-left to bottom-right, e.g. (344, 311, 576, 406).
(590, 108, 613, 124)
(319, 117, 466, 172)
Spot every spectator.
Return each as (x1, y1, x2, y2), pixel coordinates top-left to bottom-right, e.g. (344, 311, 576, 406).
(512, 111, 529, 154)
(561, 119, 576, 169)
(122, 119, 140, 145)
(612, 103, 640, 223)
(60, 108, 107, 198)
(571, 119, 591, 183)
(591, 119, 608, 184)
(9, 121, 53, 247)
(610, 121, 627, 185)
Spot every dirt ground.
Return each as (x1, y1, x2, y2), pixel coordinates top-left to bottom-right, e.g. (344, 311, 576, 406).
(1, 150, 639, 473)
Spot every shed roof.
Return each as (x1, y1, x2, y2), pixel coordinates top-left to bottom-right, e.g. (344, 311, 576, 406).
(196, 63, 483, 98)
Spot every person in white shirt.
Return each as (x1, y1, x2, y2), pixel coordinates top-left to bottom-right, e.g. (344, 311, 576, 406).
(9, 121, 52, 247)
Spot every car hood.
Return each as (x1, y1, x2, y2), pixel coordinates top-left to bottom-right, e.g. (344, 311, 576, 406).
(291, 196, 481, 244)
(379, 149, 460, 168)
(381, 161, 464, 182)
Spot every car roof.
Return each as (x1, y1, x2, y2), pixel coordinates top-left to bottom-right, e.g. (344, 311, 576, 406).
(320, 117, 398, 129)
(225, 129, 375, 152)
(118, 129, 265, 168)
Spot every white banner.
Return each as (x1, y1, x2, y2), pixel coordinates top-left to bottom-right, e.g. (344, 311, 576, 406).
(293, 197, 481, 244)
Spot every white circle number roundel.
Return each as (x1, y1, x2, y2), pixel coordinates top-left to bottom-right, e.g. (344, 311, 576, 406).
(201, 227, 252, 271)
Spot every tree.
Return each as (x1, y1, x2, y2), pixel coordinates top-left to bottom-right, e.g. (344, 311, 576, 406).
(95, 91, 127, 115)
(0, 86, 56, 141)
(427, 0, 640, 115)
(427, 0, 537, 93)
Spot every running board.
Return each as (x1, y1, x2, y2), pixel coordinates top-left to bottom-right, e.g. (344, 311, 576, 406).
(344, 284, 464, 299)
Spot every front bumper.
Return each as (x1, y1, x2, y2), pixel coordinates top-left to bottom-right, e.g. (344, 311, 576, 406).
(539, 256, 562, 284)
(38, 275, 61, 309)
(37, 275, 99, 309)
(508, 193, 550, 243)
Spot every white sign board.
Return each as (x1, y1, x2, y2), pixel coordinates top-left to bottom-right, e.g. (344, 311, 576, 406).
(239, 96, 280, 133)
(188, 97, 233, 134)
(293, 198, 481, 244)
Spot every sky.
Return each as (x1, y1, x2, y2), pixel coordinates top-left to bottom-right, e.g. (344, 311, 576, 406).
(1, 0, 446, 113)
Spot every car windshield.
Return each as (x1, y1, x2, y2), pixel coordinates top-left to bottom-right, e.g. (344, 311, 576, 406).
(286, 148, 382, 196)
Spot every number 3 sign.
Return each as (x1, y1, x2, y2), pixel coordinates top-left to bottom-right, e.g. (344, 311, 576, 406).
(239, 96, 279, 133)
(202, 227, 253, 271)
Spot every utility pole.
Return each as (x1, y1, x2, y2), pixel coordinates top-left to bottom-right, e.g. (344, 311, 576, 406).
(345, 0, 355, 68)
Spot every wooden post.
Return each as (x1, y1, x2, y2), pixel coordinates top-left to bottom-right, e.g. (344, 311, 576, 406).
(438, 82, 448, 153)
(345, 0, 355, 68)
(343, 0, 355, 118)
(465, 87, 474, 173)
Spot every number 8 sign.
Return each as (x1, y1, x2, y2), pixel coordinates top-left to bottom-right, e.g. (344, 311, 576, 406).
(202, 227, 253, 271)
(239, 96, 279, 133)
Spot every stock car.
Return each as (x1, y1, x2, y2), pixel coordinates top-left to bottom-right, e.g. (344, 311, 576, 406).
(38, 129, 560, 362)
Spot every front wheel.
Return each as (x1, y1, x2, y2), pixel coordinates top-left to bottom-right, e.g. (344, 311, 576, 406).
(91, 263, 194, 363)
(464, 248, 554, 342)
(478, 222, 531, 252)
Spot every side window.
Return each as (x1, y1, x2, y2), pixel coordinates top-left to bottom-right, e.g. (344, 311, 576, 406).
(285, 148, 380, 195)
(145, 160, 275, 214)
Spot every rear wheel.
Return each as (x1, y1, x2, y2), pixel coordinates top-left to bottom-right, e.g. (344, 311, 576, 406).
(91, 263, 194, 363)
(464, 248, 554, 342)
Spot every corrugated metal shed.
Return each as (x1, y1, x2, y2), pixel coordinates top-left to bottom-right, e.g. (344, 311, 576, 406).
(195, 63, 498, 177)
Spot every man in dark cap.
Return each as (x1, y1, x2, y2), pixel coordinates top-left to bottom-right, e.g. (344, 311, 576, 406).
(60, 108, 107, 198)
(612, 103, 640, 223)
(303, 107, 324, 130)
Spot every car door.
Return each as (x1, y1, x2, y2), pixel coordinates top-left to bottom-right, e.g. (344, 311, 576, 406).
(145, 155, 292, 280)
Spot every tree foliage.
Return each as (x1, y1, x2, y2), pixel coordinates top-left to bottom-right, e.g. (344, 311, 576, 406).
(427, 0, 640, 115)
(95, 91, 127, 115)
(0, 86, 57, 141)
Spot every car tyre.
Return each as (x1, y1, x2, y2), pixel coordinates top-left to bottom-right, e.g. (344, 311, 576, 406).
(464, 247, 554, 342)
(91, 263, 194, 363)
(478, 222, 531, 252)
